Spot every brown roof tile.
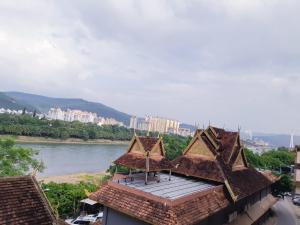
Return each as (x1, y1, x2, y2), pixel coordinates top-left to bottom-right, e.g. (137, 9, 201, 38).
(114, 152, 173, 171)
(90, 181, 229, 225)
(172, 155, 225, 183)
(138, 136, 159, 152)
(175, 127, 273, 201)
(0, 175, 63, 225)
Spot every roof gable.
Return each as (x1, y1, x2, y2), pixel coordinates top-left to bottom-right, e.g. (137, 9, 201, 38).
(0, 176, 64, 225)
(232, 149, 248, 170)
(183, 132, 216, 159)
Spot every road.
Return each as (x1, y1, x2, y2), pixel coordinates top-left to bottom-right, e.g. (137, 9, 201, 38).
(272, 198, 298, 225)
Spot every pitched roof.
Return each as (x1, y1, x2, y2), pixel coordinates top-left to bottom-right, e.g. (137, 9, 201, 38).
(138, 136, 160, 152)
(172, 155, 225, 182)
(114, 135, 172, 171)
(0, 175, 66, 225)
(173, 126, 273, 201)
(90, 181, 229, 225)
(114, 152, 173, 171)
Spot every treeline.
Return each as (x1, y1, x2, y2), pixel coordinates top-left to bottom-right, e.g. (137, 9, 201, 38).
(0, 114, 142, 141)
(244, 147, 294, 170)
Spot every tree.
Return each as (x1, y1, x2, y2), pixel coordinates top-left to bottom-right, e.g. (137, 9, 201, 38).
(22, 107, 26, 115)
(42, 182, 97, 218)
(0, 138, 44, 177)
(33, 110, 37, 117)
(272, 174, 293, 195)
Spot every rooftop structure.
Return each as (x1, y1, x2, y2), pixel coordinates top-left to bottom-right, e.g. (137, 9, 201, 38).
(114, 136, 172, 174)
(91, 126, 277, 225)
(173, 126, 272, 201)
(115, 173, 216, 200)
(0, 175, 66, 225)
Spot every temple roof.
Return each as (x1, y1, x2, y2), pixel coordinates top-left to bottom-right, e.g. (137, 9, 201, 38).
(90, 177, 229, 225)
(173, 126, 272, 201)
(0, 175, 67, 225)
(114, 135, 172, 171)
(92, 127, 275, 225)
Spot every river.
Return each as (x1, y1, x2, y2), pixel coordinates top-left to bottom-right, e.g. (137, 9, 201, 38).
(19, 143, 127, 177)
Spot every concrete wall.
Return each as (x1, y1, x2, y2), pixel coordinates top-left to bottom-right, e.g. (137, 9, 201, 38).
(102, 207, 150, 225)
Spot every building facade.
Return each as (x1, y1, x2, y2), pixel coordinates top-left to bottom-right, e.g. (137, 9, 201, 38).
(295, 145, 300, 195)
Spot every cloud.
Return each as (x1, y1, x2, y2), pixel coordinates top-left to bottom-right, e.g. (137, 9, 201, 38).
(0, 0, 299, 134)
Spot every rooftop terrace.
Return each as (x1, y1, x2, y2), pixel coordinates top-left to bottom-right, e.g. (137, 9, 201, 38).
(113, 173, 216, 200)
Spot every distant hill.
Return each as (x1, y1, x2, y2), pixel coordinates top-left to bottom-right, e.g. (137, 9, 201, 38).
(253, 134, 300, 148)
(0, 92, 36, 111)
(5, 92, 131, 125)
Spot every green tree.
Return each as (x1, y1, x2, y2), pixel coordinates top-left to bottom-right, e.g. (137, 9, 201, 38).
(42, 182, 97, 218)
(0, 138, 44, 176)
(272, 174, 293, 195)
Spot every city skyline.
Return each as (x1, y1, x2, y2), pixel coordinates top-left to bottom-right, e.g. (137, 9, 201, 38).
(0, 1, 299, 134)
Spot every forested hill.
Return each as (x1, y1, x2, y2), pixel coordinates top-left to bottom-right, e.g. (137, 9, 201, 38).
(5, 91, 131, 125)
(0, 92, 35, 111)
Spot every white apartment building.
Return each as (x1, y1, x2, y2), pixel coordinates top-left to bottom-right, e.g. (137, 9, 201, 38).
(146, 116, 180, 134)
(48, 108, 65, 120)
(131, 115, 180, 134)
(129, 116, 138, 129)
(48, 108, 97, 124)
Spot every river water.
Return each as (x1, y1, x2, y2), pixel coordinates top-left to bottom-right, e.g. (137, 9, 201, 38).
(19, 143, 127, 177)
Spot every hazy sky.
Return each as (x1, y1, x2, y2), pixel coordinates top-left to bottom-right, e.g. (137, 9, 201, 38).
(0, 0, 299, 134)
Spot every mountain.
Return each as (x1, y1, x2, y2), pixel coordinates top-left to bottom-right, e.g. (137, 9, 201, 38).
(253, 134, 300, 148)
(5, 92, 131, 125)
(0, 92, 36, 111)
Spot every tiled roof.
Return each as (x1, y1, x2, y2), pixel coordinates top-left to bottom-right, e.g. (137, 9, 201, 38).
(138, 136, 159, 152)
(174, 127, 273, 201)
(114, 152, 173, 171)
(172, 155, 225, 183)
(221, 166, 272, 200)
(0, 176, 66, 225)
(90, 181, 229, 225)
(114, 136, 172, 171)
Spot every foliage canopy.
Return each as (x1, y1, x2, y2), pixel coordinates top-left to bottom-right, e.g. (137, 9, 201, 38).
(0, 138, 44, 176)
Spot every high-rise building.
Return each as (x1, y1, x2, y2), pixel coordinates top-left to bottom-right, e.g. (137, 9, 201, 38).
(290, 133, 294, 150)
(129, 116, 138, 129)
(145, 116, 180, 134)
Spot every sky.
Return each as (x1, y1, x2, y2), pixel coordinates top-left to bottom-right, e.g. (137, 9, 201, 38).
(0, 0, 299, 134)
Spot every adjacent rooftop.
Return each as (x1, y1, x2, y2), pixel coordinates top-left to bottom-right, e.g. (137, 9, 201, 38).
(114, 173, 216, 200)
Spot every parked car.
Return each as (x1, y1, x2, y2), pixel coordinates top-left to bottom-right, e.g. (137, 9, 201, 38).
(292, 197, 300, 206)
(65, 212, 103, 225)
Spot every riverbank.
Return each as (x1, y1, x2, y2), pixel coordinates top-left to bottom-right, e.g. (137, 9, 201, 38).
(0, 135, 130, 145)
(38, 171, 108, 184)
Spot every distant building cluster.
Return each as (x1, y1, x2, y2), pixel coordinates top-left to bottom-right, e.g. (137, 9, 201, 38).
(0, 107, 44, 119)
(0, 108, 23, 115)
(130, 115, 192, 136)
(47, 108, 124, 126)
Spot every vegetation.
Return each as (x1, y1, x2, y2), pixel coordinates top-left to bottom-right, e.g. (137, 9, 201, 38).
(244, 147, 294, 170)
(163, 134, 192, 160)
(0, 114, 137, 141)
(0, 137, 44, 176)
(272, 174, 293, 195)
(41, 182, 97, 218)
